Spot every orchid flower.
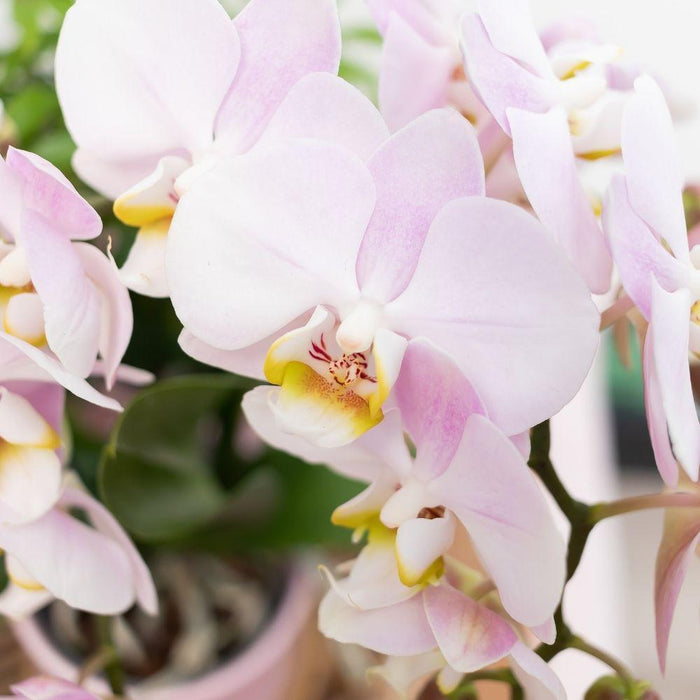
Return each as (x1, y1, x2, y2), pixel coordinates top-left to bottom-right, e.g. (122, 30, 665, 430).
(654, 483, 700, 674)
(603, 76, 700, 485)
(2, 677, 99, 700)
(0, 486, 157, 620)
(365, 0, 489, 132)
(55, 0, 341, 297)
(461, 0, 624, 293)
(0, 382, 64, 526)
(0, 147, 132, 410)
(318, 551, 565, 700)
(168, 101, 599, 448)
(244, 341, 566, 631)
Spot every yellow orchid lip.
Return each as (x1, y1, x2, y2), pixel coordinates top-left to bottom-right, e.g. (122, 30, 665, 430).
(274, 361, 383, 445)
(396, 547, 445, 588)
(113, 198, 175, 228)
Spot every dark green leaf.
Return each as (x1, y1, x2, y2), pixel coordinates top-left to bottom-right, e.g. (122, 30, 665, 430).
(99, 375, 255, 542)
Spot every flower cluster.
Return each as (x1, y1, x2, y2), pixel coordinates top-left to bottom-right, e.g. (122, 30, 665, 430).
(1, 0, 699, 697)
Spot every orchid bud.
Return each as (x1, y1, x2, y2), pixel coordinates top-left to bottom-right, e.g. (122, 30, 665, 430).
(585, 676, 658, 700)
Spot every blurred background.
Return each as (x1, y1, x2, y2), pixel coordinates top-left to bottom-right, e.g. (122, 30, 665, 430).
(0, 0, 699, 698)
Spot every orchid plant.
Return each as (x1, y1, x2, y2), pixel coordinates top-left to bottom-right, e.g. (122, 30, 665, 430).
(0, 0, 698, 698)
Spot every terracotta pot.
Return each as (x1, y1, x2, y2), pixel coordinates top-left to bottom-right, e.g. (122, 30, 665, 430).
(13, 565, 318, 700)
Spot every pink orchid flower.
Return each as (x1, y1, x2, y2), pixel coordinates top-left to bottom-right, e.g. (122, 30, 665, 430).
(0, 148, 132, 410)
(55, 0, 341, 297)
(168, 98, 599, 448)
(603, 76, 700, 485)
(654, 486, 700, 673)
(365, 0, 489, 132)
(461, 0, 623, 293)
(243, 341, 565, 631)
(318, 552, 565, 700)
(0, 382, 64, 526)
(0, 486, 157, 620)
(3, 677, 99, 700)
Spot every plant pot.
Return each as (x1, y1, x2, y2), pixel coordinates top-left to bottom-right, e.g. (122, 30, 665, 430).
(12, 563, 319, 700)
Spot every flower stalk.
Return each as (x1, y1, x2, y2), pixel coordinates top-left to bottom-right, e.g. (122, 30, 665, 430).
(95, 616, 125, 698)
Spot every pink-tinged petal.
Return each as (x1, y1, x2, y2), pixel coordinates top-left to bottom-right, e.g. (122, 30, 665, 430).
(21, 212, 101, 378)
(0, 584, 52, 621)
(5, 149, 101, 242)
(168, 140, 374, 350)
(12, 677, 99, 700)
(256, 73, 389, 161)
(215, 0, 340, 152)
(643, 328, 680, 486)
(539, 19, 600, 52)
(357, 109, 484, 302)
(622, 76, 689, 263)
(0, 335, 121, 411)
(510, 431, 531, 460)
(0, 156, 22, 240)
(508, 107, 612, 294)
(319, 588, 436, 656)
(0, 445, 61, 524)
(323, 539, 419, 610)
(532, 617, 557, 645)
(655, 505, 700, 672)
(395, 514, 456, 587)
(387, 197, 599, 436)
(59, 489, 157, 615)
(460, 15, 555, 134)
(423, 583, 517, 673)
(243, 385, 407, 483)
(430, 415, 566, 626)
(56, 0, 240, 163)
(650, 279, 700, 481)
(0, 387, 59, 448)
(0, 509, 135, 615)
(603, 175, 690, 320)
(73, 243, 133, 390)
(475, 0, 551, 76)
(366, 0, 450, 44)
(395, 340, 485, 481)
(509, 642, 566, 700)
(378, 14, 454, 132)
(117, 220, 170, 299)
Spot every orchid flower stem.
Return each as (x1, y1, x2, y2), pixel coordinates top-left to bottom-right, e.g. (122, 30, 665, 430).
(78, 646, 119, 685)
(590, 492, 700, 522)
(95, 615, 126, 698)
(528, 421, 592, 579)
(569, 635, 636, 686)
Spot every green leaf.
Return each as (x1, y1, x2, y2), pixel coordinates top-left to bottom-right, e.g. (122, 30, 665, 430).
(99, 374, 255, 542)
(5, 84, 60, 142)
(180, 448, 364, 552)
